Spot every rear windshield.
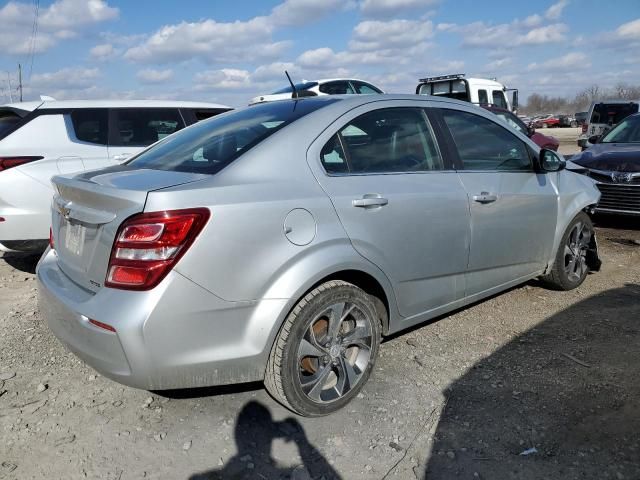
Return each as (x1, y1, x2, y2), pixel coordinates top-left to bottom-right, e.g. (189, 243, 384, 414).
(272, 81, 319, 94)
(0, 111, 23, 140)
(127, 99, 335, 174)
(591, 103, 639, 125)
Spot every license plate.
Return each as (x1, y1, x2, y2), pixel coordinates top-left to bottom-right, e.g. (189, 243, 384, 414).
(64, 222, 85, 257)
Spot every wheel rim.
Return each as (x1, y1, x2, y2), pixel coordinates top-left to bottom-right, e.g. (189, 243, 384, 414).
(296, 301, 373, 404)
(564, 220, 591, 283)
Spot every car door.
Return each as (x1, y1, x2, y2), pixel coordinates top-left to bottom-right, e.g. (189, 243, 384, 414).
(107, 108, 186, 164)
(435, 107, 558, 296)
(307, 104, 471, 320)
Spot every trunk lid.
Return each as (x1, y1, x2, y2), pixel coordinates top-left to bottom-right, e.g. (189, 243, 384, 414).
(51, 166, 208, 292)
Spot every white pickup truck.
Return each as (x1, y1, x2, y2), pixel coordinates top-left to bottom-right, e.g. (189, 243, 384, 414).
(416, 73, 519, 113)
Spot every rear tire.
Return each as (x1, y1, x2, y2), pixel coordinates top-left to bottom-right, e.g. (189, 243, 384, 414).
(264, 280, 381, 416)
(541, 212, 594, 291)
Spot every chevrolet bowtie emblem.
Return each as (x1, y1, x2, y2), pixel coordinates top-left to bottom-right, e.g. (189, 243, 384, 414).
(611, 172, 633, 183)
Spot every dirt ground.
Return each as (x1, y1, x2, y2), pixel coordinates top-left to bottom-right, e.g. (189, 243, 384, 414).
(539, 126, 582, 156)
(1, 138, 639, 480)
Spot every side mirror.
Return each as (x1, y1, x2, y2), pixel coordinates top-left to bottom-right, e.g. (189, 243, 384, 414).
(512, 90, 519, 110)
(538, 148, 565, 173)
(588, 135, 600, 144)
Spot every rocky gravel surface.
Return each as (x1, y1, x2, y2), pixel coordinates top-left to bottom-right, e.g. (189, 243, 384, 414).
(1, 216, 638, 480)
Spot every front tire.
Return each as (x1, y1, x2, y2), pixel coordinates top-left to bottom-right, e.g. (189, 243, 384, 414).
(542, 212, 594, 290)
(264, 280, 381, 416)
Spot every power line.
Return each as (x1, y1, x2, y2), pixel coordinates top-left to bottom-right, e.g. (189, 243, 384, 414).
(27, 0, 40, 82)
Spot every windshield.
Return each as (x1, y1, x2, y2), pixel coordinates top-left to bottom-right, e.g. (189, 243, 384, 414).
(127, 99, 336, 174)
(591, 103, 639, 125)
(272, 81, 319, 94)
(601, 115, 640, 143)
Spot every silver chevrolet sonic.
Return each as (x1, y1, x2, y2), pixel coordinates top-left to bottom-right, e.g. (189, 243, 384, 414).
(37, 95, 601, 416)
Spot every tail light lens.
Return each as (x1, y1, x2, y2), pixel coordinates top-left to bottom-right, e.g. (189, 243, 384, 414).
(49, 227, 55, 250)
(581, 124, 587, 133)
(0, 156, 43, 172)
(105, 208, 210, 290)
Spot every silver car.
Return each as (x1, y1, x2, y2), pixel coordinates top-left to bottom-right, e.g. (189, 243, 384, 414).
(37, 95, 601, 416)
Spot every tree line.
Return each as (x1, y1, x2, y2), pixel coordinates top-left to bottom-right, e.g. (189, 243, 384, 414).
(522, 83, 640, 116)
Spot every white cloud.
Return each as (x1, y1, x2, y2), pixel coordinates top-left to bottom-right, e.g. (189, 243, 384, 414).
(447, 20, 568, 48)
(349, 19, 434, 52)
(29, 67, 100, 90)
(270, 0, 352, 26)
(136, 68, 174, 84)
(0, 0, 118, 55)
(124, 17, 289, 64)
(545, 0, 569, 20)
(518, 24, 568, 45)
(90, 43, 117, 61)
(527, 52, 589, 72)
(616, 18, 640, 40)
(359, 0, 439, 18)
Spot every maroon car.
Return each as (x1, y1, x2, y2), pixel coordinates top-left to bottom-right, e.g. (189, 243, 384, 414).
(482, 106, 560, 151)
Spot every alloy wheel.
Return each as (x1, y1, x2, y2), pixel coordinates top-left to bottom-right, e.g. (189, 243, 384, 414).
(564, 220, 591, 283)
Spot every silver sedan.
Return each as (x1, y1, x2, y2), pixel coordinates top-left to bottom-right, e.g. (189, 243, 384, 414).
(37, 95, 601, 416)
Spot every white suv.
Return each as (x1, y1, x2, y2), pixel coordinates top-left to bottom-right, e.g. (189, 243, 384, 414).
(0, 100, 230, 252)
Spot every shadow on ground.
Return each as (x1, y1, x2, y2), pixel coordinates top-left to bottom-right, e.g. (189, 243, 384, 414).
(0, 252, 40, 274)
(189, 400, 341, 480)
(425, 284, 640, 479)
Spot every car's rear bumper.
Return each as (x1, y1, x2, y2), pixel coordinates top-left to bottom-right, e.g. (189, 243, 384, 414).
(37, 248, 288, 390)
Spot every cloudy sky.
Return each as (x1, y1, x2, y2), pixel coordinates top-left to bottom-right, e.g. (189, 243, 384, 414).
(0, 0, 638, 107)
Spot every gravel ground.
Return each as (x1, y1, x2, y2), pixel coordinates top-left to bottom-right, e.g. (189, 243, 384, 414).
(1, 138, 639, 479)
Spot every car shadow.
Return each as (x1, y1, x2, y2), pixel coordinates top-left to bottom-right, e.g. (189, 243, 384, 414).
(188, 400, 342, 480)
(424, 284, 640, 479)
(593, 214, 640, 231)
(0, 252, 40, 274)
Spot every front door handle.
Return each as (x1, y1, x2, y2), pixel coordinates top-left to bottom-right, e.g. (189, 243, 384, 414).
(352, 196, 389, 208)
(472, 192, 498, 204)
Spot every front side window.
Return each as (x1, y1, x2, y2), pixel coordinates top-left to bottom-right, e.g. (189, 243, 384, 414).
(352, 81, 383, 94)
(441, 109, 531, 171)
(71, 109, 108, 145)
(478, 89, 488, 105)
(319, 81, 355, 95)
(321, 108, 443, 174)
(492, 90, 508, 110)
(493, 111, 526, 134)
(128, 99, 335, 175)
(111, 109, 185, 147)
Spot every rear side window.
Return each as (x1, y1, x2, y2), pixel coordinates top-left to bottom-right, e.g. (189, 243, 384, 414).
(127, 99, 336, 174)
(478, 89, 488, 105)
(71, 109, 109, 145)
(321, 108, 443, 174)
(591, 103, 639, 125)
(0, 112, 22, 140)
(192, 109, 229, 121)
(441, 109, 531, 171)
(319, 81, 355, 95)
(111, 108, 185, 147)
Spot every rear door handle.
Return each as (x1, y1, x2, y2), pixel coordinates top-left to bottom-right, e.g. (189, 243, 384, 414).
(352, 196, 389, 208)
(472, 192, 498, 204)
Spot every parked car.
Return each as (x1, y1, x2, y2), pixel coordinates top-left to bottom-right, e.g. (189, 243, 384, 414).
(249, 79, 383, 105)
(575, 111, 588, 127)
(38, 95, 601, 417)
(482, 105, 559, 151)
(558, 115, 577, 128)
(534, 114, 560, 128)
(0, 100, 231, 253)
(416, 73, 519, 112)
(578, 100, 640, 148)
(568, 112, 640, 215)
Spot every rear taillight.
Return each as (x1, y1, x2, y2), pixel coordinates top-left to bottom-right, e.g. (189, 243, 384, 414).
(105, 208, 210, 290)
(49, 227, 55, 250)
(581, 124, 587, 133)
(0, 156, 43, 172)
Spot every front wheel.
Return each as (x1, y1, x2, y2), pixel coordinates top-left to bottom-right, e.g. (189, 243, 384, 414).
(541, 212, 594, 290)
(265, 280, 381, 416)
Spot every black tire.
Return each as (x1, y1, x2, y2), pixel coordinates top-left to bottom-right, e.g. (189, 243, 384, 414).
(541, 212, 594, 290)
(264, 280, 381, 416)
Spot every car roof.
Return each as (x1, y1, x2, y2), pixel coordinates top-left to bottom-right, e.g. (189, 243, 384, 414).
(590, 99, 640, 106)
(315, 78, 379, 85)
(1, 99, 231, 111)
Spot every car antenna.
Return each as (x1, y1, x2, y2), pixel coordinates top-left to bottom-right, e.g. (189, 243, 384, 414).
(285, 70, 298, 99)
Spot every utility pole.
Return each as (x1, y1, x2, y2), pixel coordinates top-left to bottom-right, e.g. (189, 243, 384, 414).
(18, 63, 23, 102)
(7, 72, 14, 103)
